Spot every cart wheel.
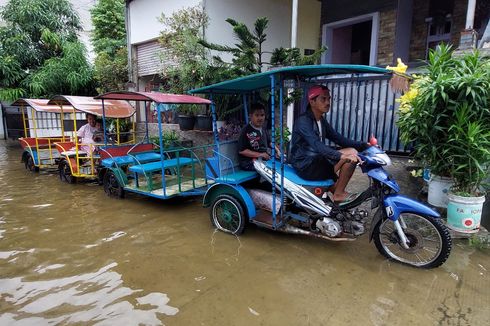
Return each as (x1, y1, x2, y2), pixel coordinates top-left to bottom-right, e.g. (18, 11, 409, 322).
(104, 170, 125, 198)
(59, 160, 75, 184)
(25, 154, 39, 172)
(210, 194, 246, 235)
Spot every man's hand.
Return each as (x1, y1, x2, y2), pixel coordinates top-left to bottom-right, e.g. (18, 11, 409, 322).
(341, 153, 361, 163)
(259, 152, 271, 160)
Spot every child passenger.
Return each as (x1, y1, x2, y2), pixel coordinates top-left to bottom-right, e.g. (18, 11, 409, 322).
(237, 103, 272, 171)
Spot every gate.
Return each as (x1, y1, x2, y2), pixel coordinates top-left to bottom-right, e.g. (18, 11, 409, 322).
(299, 75, 408, 154)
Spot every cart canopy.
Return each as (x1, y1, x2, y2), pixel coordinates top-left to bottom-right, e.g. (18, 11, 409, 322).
(95, 91, 211, 105)
(48, 95, 135, 118)
(189, 64, 392, 95)
(11, 98, 75, 114)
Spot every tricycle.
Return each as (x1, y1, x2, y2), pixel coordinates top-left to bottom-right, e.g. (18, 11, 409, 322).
(190, 64, 452, 268)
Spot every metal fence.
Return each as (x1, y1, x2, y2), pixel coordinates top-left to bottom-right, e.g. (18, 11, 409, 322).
(304, 75, 408, 154)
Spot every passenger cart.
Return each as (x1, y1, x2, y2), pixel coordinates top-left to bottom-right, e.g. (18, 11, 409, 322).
(14, 98, 72, 172)
(94, 91, 214, 200)
(47, 96, 136, 183)
(190, 64, 452, 268)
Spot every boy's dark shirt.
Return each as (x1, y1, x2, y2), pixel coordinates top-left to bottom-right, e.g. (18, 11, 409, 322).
(237, 123, 270, 170)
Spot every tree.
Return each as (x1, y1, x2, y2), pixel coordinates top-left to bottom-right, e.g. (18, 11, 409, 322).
(199, 17, 268, 75)
(90, 0, 128, 94)
(0, 0, 94, 100)
(199, 17, 326, 74)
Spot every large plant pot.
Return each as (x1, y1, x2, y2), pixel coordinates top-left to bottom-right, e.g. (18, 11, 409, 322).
(216, 120, 226, 131)
(195, 115, 212, 131)
(447, 192, 485, 233)
(428, 175, 453, 208)
(178, 115, 195, 131)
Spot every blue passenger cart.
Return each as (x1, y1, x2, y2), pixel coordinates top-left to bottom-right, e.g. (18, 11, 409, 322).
(190, 64, 452, 269)
(94, 91, 215, 200)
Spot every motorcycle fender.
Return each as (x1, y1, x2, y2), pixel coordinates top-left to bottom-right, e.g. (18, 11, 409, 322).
(368, 195, 440, 242)
(367, 168, 400, 192)
(383, 194, 440, 221)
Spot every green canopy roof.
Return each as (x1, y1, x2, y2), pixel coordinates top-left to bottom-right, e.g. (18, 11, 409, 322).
(189, 64, 392, 94)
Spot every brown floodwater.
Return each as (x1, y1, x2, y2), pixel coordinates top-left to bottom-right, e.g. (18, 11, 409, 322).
(0, 140, 489, 325)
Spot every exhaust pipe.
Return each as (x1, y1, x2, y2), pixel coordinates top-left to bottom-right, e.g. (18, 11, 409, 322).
(278, 224, 356, 242)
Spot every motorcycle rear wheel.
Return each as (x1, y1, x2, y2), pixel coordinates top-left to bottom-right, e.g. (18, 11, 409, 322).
(373, 213, 451, 268)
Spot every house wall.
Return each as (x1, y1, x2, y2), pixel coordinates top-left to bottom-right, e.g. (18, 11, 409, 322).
(377, 9, 397, 65)
(297, 0, 322, 51)
(408, 0, 467, 62)
(320, 0, 397, 66)
(128, 0, 321, 64)
(128, 0, 200, 45)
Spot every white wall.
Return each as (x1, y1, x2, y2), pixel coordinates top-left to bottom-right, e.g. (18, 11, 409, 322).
(129, 0, 201, 44)
(128, 0, 321, 64)
(204, 0, 291, 63)
(297, 0, 321, 51)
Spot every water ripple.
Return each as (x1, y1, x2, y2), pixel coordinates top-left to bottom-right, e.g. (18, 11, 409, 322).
(0, 263, 178, 325)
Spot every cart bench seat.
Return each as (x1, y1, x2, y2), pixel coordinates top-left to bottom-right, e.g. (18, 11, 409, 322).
(215, 170, 258, 184)
(101, 152, 162, 168)
(129, 157, 198, 174)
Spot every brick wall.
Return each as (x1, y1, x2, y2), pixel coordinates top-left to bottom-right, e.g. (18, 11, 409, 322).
(451, 0, 467, 46)
(377, 9, 397, 65)
(409, 0, 429, 61)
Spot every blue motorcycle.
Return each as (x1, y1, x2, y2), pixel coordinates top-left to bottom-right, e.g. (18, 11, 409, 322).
(252, 145, 451, 268)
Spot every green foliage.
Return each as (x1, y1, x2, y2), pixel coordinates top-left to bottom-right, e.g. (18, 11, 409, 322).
(90, 0, 126, 55)
(90, 0, 128, 94)
(150, 130, 180, 148)
(158, 5, 211, 94)
(0, 0, 93, 100)
(397, 44, 490, 195)
(28, 41, 94, 97)
(270, 47, 326, 67)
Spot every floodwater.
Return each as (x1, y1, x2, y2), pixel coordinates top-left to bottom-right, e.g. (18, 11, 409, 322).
(0, 140, 488, 326)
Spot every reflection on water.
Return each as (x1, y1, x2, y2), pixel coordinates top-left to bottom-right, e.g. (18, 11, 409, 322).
(0, 140, 489, 325)
(0, 262, 178, 325)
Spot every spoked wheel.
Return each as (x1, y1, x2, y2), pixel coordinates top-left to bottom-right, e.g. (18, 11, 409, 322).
(59, 160, 75, 184)
(373, 213, 452, 268)
(103, 170, 125, 198)
(210, 194, 246, 235)
(25, 154, 39, 172)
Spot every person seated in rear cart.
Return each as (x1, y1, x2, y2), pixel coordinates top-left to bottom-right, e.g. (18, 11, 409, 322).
(290, 85, 372, 205)
(237, 103, 273, 171)
(92, 118, 104, 143)
(77, 113, 98, 154)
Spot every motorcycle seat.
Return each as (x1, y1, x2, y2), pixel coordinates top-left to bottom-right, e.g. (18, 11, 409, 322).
(265, 160, 335, 187)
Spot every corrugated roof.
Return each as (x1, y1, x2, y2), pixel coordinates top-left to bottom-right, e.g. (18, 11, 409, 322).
(95, 91, 211, 105)
(48, 95, 136, 118)
(11, 98, 75, 113)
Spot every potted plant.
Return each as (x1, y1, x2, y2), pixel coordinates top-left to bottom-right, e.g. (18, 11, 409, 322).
(195, 105, 212, 131)
(397, 45, 457, 207)
(398, 45, 490, 230)
(177, 104, 198, 131)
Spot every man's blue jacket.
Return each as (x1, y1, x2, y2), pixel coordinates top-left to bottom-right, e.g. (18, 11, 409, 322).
(290, 108, 369, 172)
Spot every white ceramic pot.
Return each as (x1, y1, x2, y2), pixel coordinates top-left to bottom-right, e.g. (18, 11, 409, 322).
(428, 175, 453, 208)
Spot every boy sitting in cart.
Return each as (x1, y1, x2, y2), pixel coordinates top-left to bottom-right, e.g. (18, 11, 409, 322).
(237, 103, 274, 171)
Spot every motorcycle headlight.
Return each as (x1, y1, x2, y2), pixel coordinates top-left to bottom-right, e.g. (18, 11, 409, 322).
(373, 153, 392, 166)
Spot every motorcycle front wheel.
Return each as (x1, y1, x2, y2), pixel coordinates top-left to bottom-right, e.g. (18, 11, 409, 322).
(373, 213, 452, 268)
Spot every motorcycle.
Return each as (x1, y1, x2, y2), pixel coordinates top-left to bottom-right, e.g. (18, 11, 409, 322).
(252, 145, 452, 269)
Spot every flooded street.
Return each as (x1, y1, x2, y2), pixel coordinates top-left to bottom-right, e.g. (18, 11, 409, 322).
(0, 140, 489, 325)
